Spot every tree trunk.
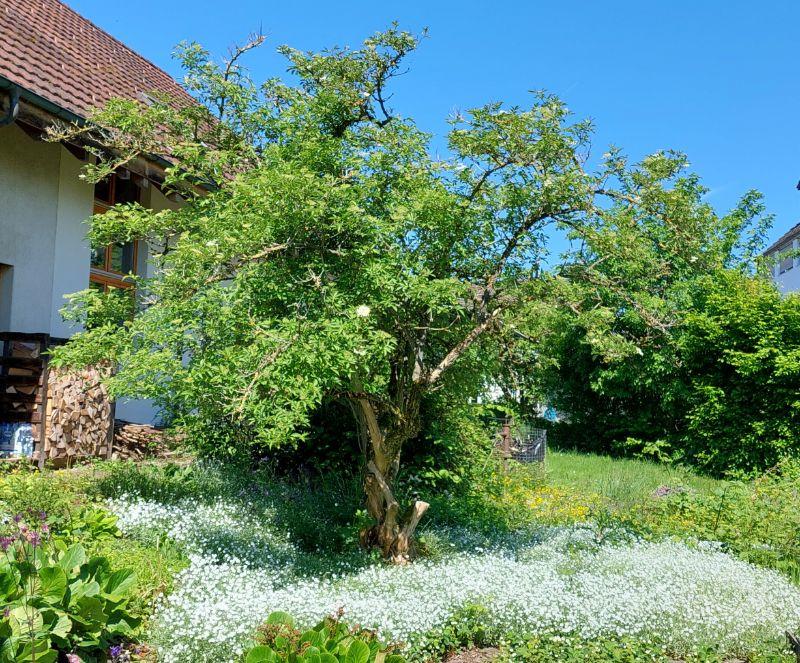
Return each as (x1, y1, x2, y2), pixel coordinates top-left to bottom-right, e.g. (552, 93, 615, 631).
(354, 395, 428, 564)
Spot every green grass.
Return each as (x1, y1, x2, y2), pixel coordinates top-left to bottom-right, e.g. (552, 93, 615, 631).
(545, 450, 723, 508)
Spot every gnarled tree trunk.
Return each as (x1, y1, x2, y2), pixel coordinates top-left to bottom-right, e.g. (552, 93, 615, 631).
(353, 393, 428, 564)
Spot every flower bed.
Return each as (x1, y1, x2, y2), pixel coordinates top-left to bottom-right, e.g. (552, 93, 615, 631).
(109, 495, 800, 663)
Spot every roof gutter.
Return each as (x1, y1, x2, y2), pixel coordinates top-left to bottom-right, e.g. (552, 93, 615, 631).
(0, 75, 86, 125)
(0, 75, 210, 192)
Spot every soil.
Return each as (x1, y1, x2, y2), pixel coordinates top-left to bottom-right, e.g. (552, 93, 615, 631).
(445, 648, 501, 663)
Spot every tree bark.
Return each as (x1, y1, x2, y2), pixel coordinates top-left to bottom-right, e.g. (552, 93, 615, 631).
(354, 394, 427, 564)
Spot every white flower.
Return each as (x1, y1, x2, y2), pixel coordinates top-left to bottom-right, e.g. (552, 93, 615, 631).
(107, 493, 800, 663)
(355, 305, 371, 318)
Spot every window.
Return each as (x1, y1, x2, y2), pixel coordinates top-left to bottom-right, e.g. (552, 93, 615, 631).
(90, 173, 140, 291)
(778, 244, 794, 274)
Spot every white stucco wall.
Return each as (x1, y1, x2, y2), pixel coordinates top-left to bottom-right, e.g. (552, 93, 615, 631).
(770, 238, 800, 294)
(0, 123, 162, 425)
(111, 184, 179, 427)
(0, 124, 61, 333)
(50, 145, 94, 338)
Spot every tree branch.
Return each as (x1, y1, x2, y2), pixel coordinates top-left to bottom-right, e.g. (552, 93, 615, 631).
(420, 307, 504, 386)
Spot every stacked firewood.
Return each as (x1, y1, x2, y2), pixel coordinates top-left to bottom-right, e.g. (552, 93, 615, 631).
(44, 367, 113, 460)
(112, 421, 167, 460)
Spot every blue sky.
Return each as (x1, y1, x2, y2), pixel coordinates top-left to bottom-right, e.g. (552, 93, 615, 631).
(69, 0, 800, 247)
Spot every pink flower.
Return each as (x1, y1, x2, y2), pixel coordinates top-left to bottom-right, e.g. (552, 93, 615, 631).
(66, 654, 82, 663)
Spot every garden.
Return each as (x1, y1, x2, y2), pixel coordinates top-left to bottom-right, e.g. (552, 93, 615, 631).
(4, 452, 800, 662)
(4, 26, 800, 663)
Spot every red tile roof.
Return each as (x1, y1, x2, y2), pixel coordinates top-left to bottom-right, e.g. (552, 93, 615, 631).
(0, 0, 193, 119)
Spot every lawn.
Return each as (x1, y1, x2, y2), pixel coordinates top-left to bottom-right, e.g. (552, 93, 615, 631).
(2, 453, 800, 662)
(545, 450, 722, 508)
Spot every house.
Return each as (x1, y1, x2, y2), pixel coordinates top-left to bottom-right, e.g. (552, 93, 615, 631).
(764, 222, 800, 293)
(0, 0, 192, 433)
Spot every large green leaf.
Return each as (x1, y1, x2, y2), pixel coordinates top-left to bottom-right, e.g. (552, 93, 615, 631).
(38, 566, 67, 604)
(345, 640, 370, 663)
(266, 610, 295, 627)
(102, 568, 137, 600)
(0, 568, 18, 600)
(69, 578, 101, 603)
(58, 543, 86, 572)
(245, 645, 276, 663)
(300, 629, 324, 648)
(10, 605, 43, 637)
(42, 608, 72, 640)
(15, 638, 57, 663)
(74, 596, 106, 625)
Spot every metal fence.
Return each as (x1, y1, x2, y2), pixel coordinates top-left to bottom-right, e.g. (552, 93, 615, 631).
(497, 419, 547, 463)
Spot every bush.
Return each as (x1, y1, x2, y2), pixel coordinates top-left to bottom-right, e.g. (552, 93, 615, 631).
(86, 535, 187, 622)
(538, 270, 800, 475)
(0, 469, 88, 532)
(0, 511, 139, 662)
(244, 611, 404, 663)
(632, 457, 800, 581)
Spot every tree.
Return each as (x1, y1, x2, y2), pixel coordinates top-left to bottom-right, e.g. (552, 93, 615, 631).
(49, 28, 764, 560)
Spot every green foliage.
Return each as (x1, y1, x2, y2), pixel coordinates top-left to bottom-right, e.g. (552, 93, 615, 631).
(505, 632, 789, 662)
(0, 469, 87, 531)
(44, 26, 769, 522)
(0, 514, 138, 662)
(86, 536, 187, 622)
(406, 604, 498, 660)
(244, 611, 404, 663)
(538, 268, 800, 475)
(633, 457, 800, 582)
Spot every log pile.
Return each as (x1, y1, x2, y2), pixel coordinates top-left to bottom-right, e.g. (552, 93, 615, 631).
(112, 421, 167, 460)
(0, 339, 45, 430)
(42, 367, 113, 461)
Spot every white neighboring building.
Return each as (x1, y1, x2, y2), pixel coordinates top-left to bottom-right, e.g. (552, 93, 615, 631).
(764, 222, 800, 294)
(0, 0, 193, 425)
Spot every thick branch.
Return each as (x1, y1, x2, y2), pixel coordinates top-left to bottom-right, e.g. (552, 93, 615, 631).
(421, 307, 503, 386)
(367, 459, 399, 511)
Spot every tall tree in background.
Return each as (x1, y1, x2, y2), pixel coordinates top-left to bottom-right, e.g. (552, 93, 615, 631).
(50, 29, 769, 560)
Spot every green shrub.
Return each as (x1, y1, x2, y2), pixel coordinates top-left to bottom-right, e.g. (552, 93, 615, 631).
(537, 270, 800, 476)
(408, 604, 499, 660)
(0, 470, 87, 531)
(86, 535, 187, 622)
(0, 512, 139, 662)
(633, 457, 800, 581)
(244, 611, 404, 663)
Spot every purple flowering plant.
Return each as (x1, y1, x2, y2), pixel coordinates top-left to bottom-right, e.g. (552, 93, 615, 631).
(0, 510, 140, 662)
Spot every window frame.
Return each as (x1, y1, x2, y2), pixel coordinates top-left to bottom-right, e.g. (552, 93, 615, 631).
(89, 174, 139, 292)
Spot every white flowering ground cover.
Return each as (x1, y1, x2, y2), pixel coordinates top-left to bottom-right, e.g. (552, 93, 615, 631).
(107, 495, 800, 662)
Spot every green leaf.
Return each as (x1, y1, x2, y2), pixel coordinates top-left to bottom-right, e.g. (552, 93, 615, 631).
(246, 645, 276, 663)
(10, 606, 43, 636)
(75, 596, 105, 624)
(44, 609, 71, 640)
(59, 543, 86, 571)
(16, 638, 57, 663)
(38, 566, 67, 604)
(300, 629, 324, 648)
(266, 610, 294, 627)
(102, 568, 136, 599)
(0, 568, 17, 600)
(319, 655, 338, 663)
(385, 655, 406, 663)
(345, 640, 370, 663)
